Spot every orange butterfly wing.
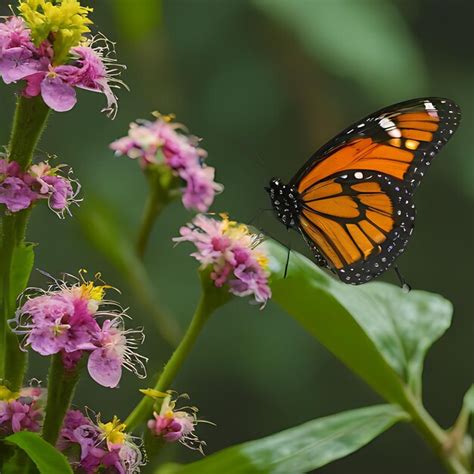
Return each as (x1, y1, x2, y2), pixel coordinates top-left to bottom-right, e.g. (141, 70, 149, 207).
(290, 98, 460, 284)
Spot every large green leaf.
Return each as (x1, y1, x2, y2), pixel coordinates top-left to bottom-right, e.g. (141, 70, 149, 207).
(253, 0, 427, 99)
(157, 404, 407, 474)
(266, 240, 452, 406)
(5, 431, 72, 474)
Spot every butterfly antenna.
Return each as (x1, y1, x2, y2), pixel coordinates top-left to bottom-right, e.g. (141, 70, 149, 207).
(394, 266, 411, 292)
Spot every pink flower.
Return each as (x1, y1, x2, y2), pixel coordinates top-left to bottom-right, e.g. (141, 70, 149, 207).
(17, 292, 100, 357)
(22, 41, 125, 116)
(0, 17, 44, 84)
(0, 384, 45, 435)
(110, 115, 222, 212)
(181, 165, 223, 213)
(0, 15, 126, 117)
(174, 214, 271, 307)
(88, 319, 147, 389)
(0, 176, 38, 212)
(0, 400, 42, 434)
(58, 410, 144, 473)
(11, 273, 147, 388)
(0, 158, 80, 216)
(69, 42, 125, 118)
(27, 161, 79, 216)
(0, 17, 32, 50)
(146, 391, 209, 453)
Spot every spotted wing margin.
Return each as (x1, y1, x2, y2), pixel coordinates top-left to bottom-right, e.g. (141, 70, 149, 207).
(290, 97, 461, 193)
(297, 170, 415, 285)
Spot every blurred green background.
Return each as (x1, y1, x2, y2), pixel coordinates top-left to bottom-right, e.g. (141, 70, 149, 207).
(0, 0, 473, 472)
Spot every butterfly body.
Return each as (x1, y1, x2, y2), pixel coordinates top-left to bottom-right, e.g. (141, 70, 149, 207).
(266, 98, 461, 285)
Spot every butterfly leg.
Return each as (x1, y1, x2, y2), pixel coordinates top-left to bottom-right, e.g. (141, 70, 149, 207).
(394, 266, 411, 292)
(284, 230, 293, 278)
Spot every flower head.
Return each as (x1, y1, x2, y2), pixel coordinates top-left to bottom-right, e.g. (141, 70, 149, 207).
(0, 176, 38, 212)
(145, 390, 209, 454)
(0, 3, 126, 117)
(11, 271, 147, 388)
(59, 409, 145, 473)
(0, 157, 80, 216)
(174, 214, 271, 307)
(18, 0, 93, 65)
(110, 114, 222, 212)
(0, 383, 45, 435)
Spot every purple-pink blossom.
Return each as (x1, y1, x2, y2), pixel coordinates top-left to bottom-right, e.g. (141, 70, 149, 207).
(146, 391, 208, 453)
(0, 176, 38, 212)
(174, 214, 272, 307)
(0, 384, 45, 435)
(58, 409, 144, 473)
(0, 158, 79, 216)
(110, 116, 223, 212)
(0, 13, 125, 117)
(11, 273, 147, 389)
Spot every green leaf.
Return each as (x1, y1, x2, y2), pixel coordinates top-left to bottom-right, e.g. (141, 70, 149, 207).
(10, 243, 35, 303)
(5, 431, 72, 474)
(361, 283, 452, 397)
(77, 196, 180, 346)
(463, 385, 474, 414)
(253, 0, 427, 99)
(157, 405, 408, 474)
(5, 242, 34, 390)
(266, 240, 452, 405)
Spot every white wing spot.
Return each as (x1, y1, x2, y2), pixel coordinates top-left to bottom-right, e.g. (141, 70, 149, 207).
(354, 172, 363, 179)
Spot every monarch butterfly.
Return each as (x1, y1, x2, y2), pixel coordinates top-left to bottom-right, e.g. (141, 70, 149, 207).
(266, 98, 461, 285)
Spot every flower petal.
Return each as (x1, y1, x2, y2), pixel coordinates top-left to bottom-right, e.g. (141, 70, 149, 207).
(41, 76, 77, 112)
(87, 348, 122, 388)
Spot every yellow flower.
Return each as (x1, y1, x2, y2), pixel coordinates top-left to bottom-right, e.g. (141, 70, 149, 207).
(98, 416, 127, 447)
(0, 385, 19, 402)
(78, 281, 106, 302)
(19, 0, 93, 64)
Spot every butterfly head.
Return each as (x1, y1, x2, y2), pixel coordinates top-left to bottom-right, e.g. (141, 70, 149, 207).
(265, 178, 301, 229)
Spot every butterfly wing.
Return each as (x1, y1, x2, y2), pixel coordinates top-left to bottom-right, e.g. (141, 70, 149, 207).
(292, 97, 460, 284)
(298, 170, 415, 284)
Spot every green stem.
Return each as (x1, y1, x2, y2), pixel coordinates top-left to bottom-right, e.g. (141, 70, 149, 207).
(0, 96, 50, 388)
(42, 354, 82, 445)
(125, 280, 227, 431)
(402, 388, 469, 474)
(8, 95, 50, 168)
(136, 169, 170, 259)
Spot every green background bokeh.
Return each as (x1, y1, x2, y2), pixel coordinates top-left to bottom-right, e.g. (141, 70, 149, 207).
(0, 1, 472, 472)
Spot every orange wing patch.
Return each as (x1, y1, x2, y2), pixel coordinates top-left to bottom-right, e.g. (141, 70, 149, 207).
(298, 138, 418, 192)
(396, 112, 439, 122)
(299, 175, 396, 269)
(297, 109, 442, 194)
(306, 196, 360, 218)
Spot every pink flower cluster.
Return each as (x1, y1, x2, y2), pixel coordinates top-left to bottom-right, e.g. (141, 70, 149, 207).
(0, 158, 78, 216)
(110, 116, 223, 212)
(174, 214, 271, 307)
(0, 385, 44, 435)
(0, 17, 124, 117)
(11, 274, 147, 388)
(146, 391, 207, 453)
(58, 410, 143, 473)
